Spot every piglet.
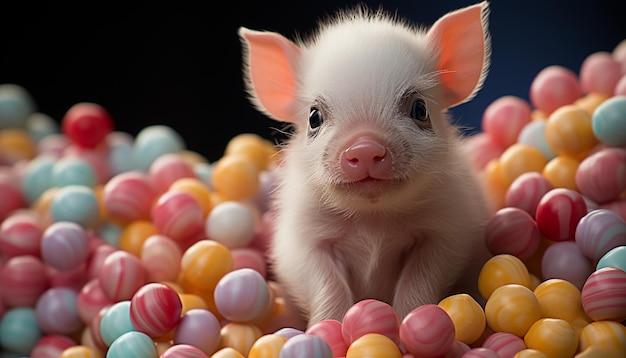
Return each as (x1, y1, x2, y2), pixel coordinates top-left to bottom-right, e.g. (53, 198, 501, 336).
(238, 1, 493, 328)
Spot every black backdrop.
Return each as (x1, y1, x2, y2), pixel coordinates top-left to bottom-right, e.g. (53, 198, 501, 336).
(2, 1, 625, 162)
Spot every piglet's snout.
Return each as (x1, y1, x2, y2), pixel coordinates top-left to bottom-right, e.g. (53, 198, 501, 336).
(340, 135, 393, 181)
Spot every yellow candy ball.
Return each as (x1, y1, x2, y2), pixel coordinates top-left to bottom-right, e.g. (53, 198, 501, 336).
(60, 345, 102, 358)
(346, 333, 403, 358)
(211, 347, 246, 358)
(545, 104, 597, 158)
(219, 322, 263, 357)
(248, 334, 288, 358)
(513, 349, 549, 358)
(483, 158, 508, 211)
(485, 284, 541, 337)
(478, 254, 532, 300)
(438, 293, 486, 344)
(574, 92, 610, 115)
(0, 128, 37, 163)
(541, 155, 580, 190)
(499, 143, 547, 187)
(579, 321, 626, 353)
(169, 177, 213, 216)
(178, 293, 209, 314)
(524, 318, 578, 358)
(118, 220, 159, 257)
(180, 239, 234, 291)
(211, 154, 260, 201)
(533, 279, 586, 323)
(225, 133, 277, 171)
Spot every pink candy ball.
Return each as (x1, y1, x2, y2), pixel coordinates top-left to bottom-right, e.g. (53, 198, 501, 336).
(535, 188, 588, 242)
(575, 209, 626, 261)
(35, 287, 83, 334)
(76, 278, 115, 325)
(152, 190, 205, 243)
(485, 207, 541, 260)
(399, 304, 455, 358)
(463, 132, 506, 171)
(575, 147, 626, 204)
(148, 153, 196, 194)
(306, 319, 349, 358)
(0, 171, 25, 221)
(30, 334, 76, 358)
(160, 344, 210, 358)
(214, 268, 270, 322)
(230, 247, 267, 278)
(41, 221, 90, 272)
(541, 241, 594, 290)
(462, 347, 500, 358)
(0, 212, 44, 258)
(579, 51, 623, 96)
(130, 282, 182, 338)
(505, 172, 553, 217)
(481, 96, 532, 148)
(581, 267, 626, 322)
(530, 65, 582, 114)
(140, 234, 183, 283)
(0, 255, 50, 307)
(98, 250, 148, 301)
(86, 243, 116, 280)
(342, 299, 400, 346)
(174, 308, 222, 355)
(103, 171, 157, 222)
(481, 332, 526, 358)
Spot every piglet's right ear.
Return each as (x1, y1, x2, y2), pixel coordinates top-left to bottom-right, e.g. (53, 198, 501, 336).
(238, 27, 302, 123)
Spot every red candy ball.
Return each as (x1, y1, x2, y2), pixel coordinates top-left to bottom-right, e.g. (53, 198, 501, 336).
(485, 207, 541, 260)
(575, 147, 626, 204)
(306, 319, 349, 358)
(341, 299, 400, 346)
(0, 255, 50, 307)
(98, 250, 148, 301)
(61, 102, 114, 149)
(535, 188, 588, 242)
(399, 304, 455, 358)
(130, 282, 182, 338)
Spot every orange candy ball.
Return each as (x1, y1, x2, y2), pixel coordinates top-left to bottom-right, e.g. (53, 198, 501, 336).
(478, 254, 532, 300)
(211, 154, 260, 201)
(544, 104, 598, 158)
(499, 144, 547, 187)
(180, 239, 234, 291)
(438, 293, 486, 345)
(484, 284, 541, 337)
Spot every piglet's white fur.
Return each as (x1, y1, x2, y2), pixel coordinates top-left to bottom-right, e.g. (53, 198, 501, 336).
(239, 1, 493, 328)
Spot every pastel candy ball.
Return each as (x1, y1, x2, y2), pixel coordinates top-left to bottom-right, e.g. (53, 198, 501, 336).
(140, 234, 183, 283)
(214, 268, 270, 322)
(274, 327, 305, 340)
(535, 188, 587, 242)
(152, 190, 205, 243)
(206, 201, 256, 249)
(541, 155, 580, 190)
(211, 154, 260, 201)
(224, 133, 276, 171)
(463, 347, 500, 357)
(478, 254, 531, 301)
(99, 300, 135, 347)
(580, 51, 623, 95)
(174, 308, 221, 355)
(51, 157, 97, 188)
(0, 212, 44, 258)
(118, 220, 159, 258)
(0, 83, 35, 128)
(59, 345, 102, 358)
(498, 143, 547, 187)
(231, 248, 267, 278)
(279, 334, 333, 358)
(248, 334, 287, 358)
(463, 132, 505, 170)
(21, 154, 55, 204)
(148, 153, 197, 194)
(0, 172, 25, 222)
(482, 332, 526, 358)
(578, 320, 626, 353)
(513, 349, 549, 357)
(505, 172, 553, 218)
(341, 298, 400, 345)
(575, 147, 626, 203)
(160, 344, 210, 358)
(106, 131, 138, 175)
(211, 347, 246, 358)
(133, 125, 185, 172)
(481, 95, 532, 148)
(0, 255, 50, 307)
(306, 319, 348, 358)
(103, 171, 157, 222)
(529, 65, 582, 114)
(219, 322, 263, 357)
(544, 104, 597, 158)
(41, 221, 90, 272)
(0, 307, 41, 355)
(169, 177, 213, 216)
(597, 245, 626, 271)
(575, 209, 626, 261)
(49, 185, 100, 228)
(31, 335, 77, 358)
(591, 95, 626, 146)
(399, 304, 455, 357)
(524, 318, 578, 358)
(98, 250, 148, 301)
(180, 239, 233, 291)
(541, 241, 594, 290)
(76, 278, 115, 325)
(129, 282, 182, 338)
(581, 267, 626, 321)
(61, 102, 113, 149)
(106, 331, 158, 358)
(517, 120, 557, 161)
(437, 293, 486, 345)
(345, 333, 402, 358)
(533, 279, 585, 323)
(35, 287, 82, 334)
(485, 207, 540, 260)
(484, 284, 541, 337)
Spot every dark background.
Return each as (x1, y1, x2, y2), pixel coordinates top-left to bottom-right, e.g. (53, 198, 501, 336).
(1, 1, 625, 162)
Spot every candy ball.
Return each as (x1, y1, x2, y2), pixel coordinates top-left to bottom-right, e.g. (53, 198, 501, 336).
(247, 334, 287, 358)
(0, 173, 25, 222)
(517, 120, 557, 161)
(51, 156, 97, 188)
(160, 344, 209, 358)
(504, 172, 553, 218)
(524, 318, 578, 358)
(61, 102, 113, 149)
(99, 300, 135, 347)
(341, 299, 400, 345)
(219, 322, 263, 357)
(399, 303, 455, 357)
(0, 307, 41, 354)
(478, 254, 532, 300)
(106, 331, 158, 358)
(498, 143, 547, 187)
(129, 282, 182, 338)
(274, 327, 305, 340)
(484, 284, 541, 337)
(106, 131, 138, 175)
(103, 171, 157, 222)
(49, 185, 100, 228)
(463, 132, 506, 170)
(581, 267, 626, 321)
(211, 348, 245, 358)
(541, 241, 593, 290)
(206, 201, 256, 249)
(224, 132, 276, 171)
(59, 345, 102, 358)
(596, 245, 626, 271)
(180, 239, 233, 291)
(575, 147, 626, 204)
(169, 177, 213, 216)
(41, 221, 90, 272)
(541, 155, 580, 191)
(485, 207, 540, 260)
(76, 278, 115, 325)
(148, 153, 197, 194)
(140, 234, 183, 283)
(575, 209, 626, 261)
(0, 83, 36, 128)
(580, 51, 623, 95)
(545, 104, 597, 158)
(132, 125, 185, 172)
(481, 332, 526, 358)
(231, 248, 267, 278)
(31, 335, 77, 358)
(21, 154, 55, 204)
(174, 308, 221, 355)
(592, 96, 626, 146)
(98, 250, 148, 301)
(578, 320, 626, 353)
(0, 255, 50, 307)
(535, 188, 587, 242)
(533, 279, 585, 323)
(437, 293, 486, 345)
(211, 154, 260, 201)
(529, 65, 582, 114)
(345, 333, 402, 358)
(35, 287, 82, 335)
(512, 349, 548, 358)
(118, 220, 159, 258)
(462, 347, 500, 358)
(0, 212, 44, 258)
(481, 95, 532, 148)
(214, 268, 270, 322)
(279, 334, 334, 358)
(152, 189, 205, 243)
(306, 319, 348, 358)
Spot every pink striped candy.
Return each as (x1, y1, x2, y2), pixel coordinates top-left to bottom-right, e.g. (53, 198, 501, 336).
(214, 268, 271, 322)
(130, 282, 182, 338)
(581, 267, 626, 321)
(0, 255, 50, 307)
(140, 234, 182, 283)
(0, 212, 44, 258)
(103, 171, 157, 222)
(481, 332, 526, 358)
(575, 209, 626, 261)
(98, 250, 148, 301)
(148, 153, 196, 194)
(576, 147, 626, 204)
(152, 190, 205, 243)
(485, 207, 540, 260)
(76, 278, 115, 325)
(399, 304, 455, 358)
(306, 319, 348, 358)
(535, 188, 588, 242)
(505, 172, 553, 217)
(342, 299, 400, 346)
(160, 344, 209, 358)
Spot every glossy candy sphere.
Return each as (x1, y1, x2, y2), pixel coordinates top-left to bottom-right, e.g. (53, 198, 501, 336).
(224, 132, 276, 171)
(463, 132, 505, 171)
(478, 254, 532, 300)
(247, 334, 287, 358)
(0, 212, 43, 258)
(498, 144, 547, 187)
(529, 65, 582, 114)
(517, 120, 557, 161)
(76, 278, 115, 325)
(575, 147, 626, 204)
(106, 131, 138, 175)
(51, 157, 97, 188)
(21, 154, 55, 204)
(541, 241, 593, 290)
(41, 221, 90, 272)
(174, 308, 221, 355)
(533, 279, 585, 323)
(59, 345, 102, 358)
(0, 255, 50, 307)
(219, 322, 263, 357)
(31, 335, 77, 358)
(211, 348, 246, 358)
(524, 318, 578, 358)
(345, 333, 402, 358)
(0, 172, 25, 222)
(103, 171, 157, 222)
(180, 239, 233, 291)
(206, 201, 256, 249)
(0, 83, 36, 128)
(581, 267, 626, 321)
(118, 220, 159, 258)
(306, 319, 348, 358)
(535, 188, 587, 242)
(481, 96, 532, 148)
(545, 104, 597, 158)
(130, 282, 182, 338)
(513, 349, 548, 358)
(505, 172, 553, 218)
(437, 293, 485, 345)
(214, 268, 270, 322)
(482, 332, 526, 358)
(160, 344, 209, 358)
(0, 307, 41, 354)
(575, 209, 626, 261)
(106, 331, 158, 358)
(152, 190, 205, 243)
(485, 207, 540, 260)
(49, 185, 100, 227)
(279, 334, 334, 358)
(148, 153, 197, 194)
(132, 125, 185, 172)
(169, 177, 213, 216)
(35, 287, 82, 334)
(578, 320, 626, 352)
(579, 51, 623, 96)
(597, 245, 626, 271)
(592, 95, 626, 146)
(61, 102, 113, 149)
(342, 299, 400, 345)
(231, 247, 267, 278)
(211, 154, 260, 201)
(399, 304, 455, 357)
(99, 300, 135, 347)
(140, 234, 182, 283)
(98, 250, 148, 301)
(484, 284, 541, 337)
(541, 156, 580, 190)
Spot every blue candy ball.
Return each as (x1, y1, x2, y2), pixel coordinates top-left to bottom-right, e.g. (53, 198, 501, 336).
(133, 125, 185, 172)
(0, 84, 35, 129)
(100, 300, 136, 347)
(49, 185, 100, 227)
(51, 157, 97, 188)
(0, 307, 42, 354)
(21, 155, 55, 204)
(597, 245, 626, 272)
(592, 95, 626, 146)
(106, 331, 158, 358)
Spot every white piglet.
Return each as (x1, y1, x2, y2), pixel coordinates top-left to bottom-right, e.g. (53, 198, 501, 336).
(239, 1, 493, 328)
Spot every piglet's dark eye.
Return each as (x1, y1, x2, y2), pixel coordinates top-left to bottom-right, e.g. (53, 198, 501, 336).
(410, 99, 428, 122)
(309, 107, 323, 130)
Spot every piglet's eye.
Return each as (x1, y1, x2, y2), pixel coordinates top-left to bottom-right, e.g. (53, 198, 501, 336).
(410, 98, 429, 122)
(309, 107, 323, 130)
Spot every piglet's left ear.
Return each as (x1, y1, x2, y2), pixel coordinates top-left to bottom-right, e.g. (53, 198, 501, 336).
(426, 1, 490, 109)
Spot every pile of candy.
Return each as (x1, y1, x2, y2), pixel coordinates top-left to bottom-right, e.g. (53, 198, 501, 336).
(0, 40, 625, 358)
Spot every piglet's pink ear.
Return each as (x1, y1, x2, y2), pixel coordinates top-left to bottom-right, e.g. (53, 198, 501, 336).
(426, 1, 490, 109)
(238, 27, 302, 123)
